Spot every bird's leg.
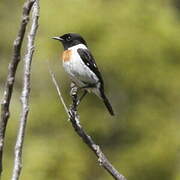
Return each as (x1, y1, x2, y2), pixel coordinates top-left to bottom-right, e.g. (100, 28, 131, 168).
(76, 83, 96, 105)
(77, 90, 88, 105)
(70, 82, 96, 108)
(81, 83, 96, 89)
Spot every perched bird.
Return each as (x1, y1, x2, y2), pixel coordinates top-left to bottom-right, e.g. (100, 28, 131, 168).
(52, 33, 114, 116)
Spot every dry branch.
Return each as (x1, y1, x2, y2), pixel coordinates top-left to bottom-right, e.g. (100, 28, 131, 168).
(11, 1, 39, 180)
(49, 70, 126, 180)
(0, 0, 36, 174)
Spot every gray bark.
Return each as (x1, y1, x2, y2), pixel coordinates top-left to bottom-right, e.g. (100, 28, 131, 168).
(0, 0, 36, 175)
(11, 1, 39, 180)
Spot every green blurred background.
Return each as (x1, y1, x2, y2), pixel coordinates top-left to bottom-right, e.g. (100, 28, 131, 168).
(0, 0, 180, 179)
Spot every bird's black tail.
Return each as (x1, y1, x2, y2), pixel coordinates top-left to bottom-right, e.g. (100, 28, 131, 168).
(101, 92, 114, 116)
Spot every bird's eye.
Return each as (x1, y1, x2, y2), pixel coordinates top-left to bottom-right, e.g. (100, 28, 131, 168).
(66, 36, 71, 41)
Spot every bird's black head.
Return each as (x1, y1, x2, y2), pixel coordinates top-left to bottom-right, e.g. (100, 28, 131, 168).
(52, 33, 87, 50)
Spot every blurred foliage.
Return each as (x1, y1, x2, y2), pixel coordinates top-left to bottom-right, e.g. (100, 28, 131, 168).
(0, 0, 180, 180)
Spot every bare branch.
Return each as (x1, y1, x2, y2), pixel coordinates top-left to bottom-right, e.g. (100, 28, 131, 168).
(11, 1, 39, 180)
(0, 0, 36, 174)
(49, 69, 126, 180)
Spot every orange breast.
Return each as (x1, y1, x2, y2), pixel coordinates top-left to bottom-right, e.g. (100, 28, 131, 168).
(62, 50, 72, 62)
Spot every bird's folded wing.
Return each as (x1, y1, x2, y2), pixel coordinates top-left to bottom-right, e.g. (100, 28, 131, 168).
(77, 48, 104, 86)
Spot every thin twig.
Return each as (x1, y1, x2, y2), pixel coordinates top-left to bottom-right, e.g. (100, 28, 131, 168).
(11, 1, 39, 180)
(48, 68, 69, 115)
(0, 0, 36, 175)
(49, 69, 126, 180)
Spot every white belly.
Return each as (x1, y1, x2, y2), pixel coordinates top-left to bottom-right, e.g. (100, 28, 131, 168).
(62, 44, 99, 88)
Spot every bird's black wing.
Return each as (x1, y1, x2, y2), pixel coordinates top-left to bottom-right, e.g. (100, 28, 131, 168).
(77, 48, 104, 86)
(77, 48, 114, 115)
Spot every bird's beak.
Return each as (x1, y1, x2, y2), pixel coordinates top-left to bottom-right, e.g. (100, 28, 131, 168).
(52, 37, 63, 41)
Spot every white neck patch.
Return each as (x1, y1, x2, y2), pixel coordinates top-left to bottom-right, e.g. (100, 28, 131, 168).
(68, 44, 87, 51)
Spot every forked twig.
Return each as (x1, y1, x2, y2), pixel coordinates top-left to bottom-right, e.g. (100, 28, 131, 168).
(49, 68, 126, 180)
